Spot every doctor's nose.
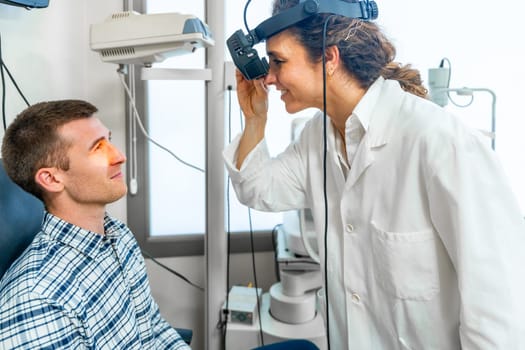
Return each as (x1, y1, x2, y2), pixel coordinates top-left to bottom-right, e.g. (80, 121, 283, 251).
(263, 70, 277, 85)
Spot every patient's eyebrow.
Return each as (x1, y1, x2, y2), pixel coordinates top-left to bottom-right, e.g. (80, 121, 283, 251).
(89, 131, 112, 150)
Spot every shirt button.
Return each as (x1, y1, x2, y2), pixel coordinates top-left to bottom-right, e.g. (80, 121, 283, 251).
(346, 224, 354, 233)
(351, 293, 361, 303)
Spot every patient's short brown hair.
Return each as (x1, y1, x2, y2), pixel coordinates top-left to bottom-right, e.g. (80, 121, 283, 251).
(1, 100, 98, 200)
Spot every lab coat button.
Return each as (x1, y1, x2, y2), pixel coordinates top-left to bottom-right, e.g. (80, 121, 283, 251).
(351, 293, 361, 303)
(346, 224, 354, 233)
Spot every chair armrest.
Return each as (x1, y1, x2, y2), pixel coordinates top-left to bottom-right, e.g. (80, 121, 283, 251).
(175, 327, 193, 345)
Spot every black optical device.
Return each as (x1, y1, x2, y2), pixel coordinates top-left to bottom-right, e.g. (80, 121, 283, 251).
(227, 0, 378, 80)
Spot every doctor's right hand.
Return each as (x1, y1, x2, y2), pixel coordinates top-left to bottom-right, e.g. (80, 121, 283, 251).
(234, 69, 268, 169)
(235, 69, 269, 121)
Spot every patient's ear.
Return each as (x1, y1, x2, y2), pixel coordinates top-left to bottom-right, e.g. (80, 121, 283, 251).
(35, 167, 64, 194)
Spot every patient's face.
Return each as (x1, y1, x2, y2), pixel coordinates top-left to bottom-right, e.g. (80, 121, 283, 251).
(57, 116, 127, 206)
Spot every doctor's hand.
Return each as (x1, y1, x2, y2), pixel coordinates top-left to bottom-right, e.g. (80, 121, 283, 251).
(234, 69, 268, 169)
(235, 69, 268, 121)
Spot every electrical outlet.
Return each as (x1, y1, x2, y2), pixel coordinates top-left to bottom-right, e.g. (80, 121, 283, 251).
(224, 61, 237, 91)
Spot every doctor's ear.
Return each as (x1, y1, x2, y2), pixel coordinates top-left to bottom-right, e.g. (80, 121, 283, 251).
(323, 45, 341, 75)
(324, 46, 340, 63)
(34, 167, 64, 194)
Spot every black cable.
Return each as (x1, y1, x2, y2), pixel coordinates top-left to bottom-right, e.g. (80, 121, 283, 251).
(321, 15, 335, 350)
(272, 224, 281, 282)
(243, 0, 255, 44)
(0, 33, 30, 131)
(141, 249, 204, 292)
(1, 62, 30, 107)
(1, 66, 6, 131)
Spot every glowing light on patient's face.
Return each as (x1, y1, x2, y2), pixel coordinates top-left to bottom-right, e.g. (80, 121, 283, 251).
(90, 139, 125, 166)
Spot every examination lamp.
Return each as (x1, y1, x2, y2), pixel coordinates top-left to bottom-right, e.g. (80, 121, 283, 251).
(90, 11, 214, 66)
(227, 0, 378, 80)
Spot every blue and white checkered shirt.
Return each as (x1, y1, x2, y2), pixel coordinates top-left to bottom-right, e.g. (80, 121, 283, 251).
(0, 212, 190, 349)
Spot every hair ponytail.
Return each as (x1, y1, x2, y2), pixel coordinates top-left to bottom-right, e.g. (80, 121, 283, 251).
(381, 62, 428, 98)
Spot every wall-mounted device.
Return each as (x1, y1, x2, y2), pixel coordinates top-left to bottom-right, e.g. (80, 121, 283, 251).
(427, 59, 451, 107)
(227, 0, 378, 80)
(0, 0, 48, 8)
(428, 58, 497, 150)
(90, 11, 214, 66)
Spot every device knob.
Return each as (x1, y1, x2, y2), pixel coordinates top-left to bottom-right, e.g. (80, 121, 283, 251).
(367, 0, 379, 20)
(303, 0, 319, 14)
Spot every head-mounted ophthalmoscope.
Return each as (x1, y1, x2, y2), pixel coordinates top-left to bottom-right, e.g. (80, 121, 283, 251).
(227, 0, 378, 80)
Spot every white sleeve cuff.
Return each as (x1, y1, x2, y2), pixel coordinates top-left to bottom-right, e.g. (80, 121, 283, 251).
(223, 134, 270, 183)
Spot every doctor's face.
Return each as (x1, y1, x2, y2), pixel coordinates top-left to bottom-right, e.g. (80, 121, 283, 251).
(57, 117, 127, 206)
(263, 30, 324, 113)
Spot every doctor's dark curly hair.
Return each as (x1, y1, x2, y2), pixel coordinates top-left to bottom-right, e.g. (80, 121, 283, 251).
(271, 0, 428, 98)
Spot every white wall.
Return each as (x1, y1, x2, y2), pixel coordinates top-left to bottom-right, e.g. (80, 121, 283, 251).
(0, 0, 126, 219)
(377, 0, 525, 214)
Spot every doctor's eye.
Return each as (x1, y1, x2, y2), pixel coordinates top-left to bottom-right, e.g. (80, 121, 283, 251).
(269, 58, 285, 71)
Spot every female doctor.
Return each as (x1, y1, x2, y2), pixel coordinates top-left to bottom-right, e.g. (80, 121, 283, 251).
(223, 0, 525, 348)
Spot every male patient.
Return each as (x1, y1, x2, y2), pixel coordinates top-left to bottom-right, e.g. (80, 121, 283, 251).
(0, 100, 190, 349)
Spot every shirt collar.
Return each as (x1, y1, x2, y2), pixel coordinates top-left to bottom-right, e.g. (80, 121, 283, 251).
(349, 76, 385, 133)
(42, 212, 125, 260)
(333, 77, 385, 167)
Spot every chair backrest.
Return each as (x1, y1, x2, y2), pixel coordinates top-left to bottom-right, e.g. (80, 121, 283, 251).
(0, 159, 44, 279)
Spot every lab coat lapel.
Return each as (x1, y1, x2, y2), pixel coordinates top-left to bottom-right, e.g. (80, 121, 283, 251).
(346, 79, 405, 189)
(326, 119, 347, 191)
(346, 136, 375, 188)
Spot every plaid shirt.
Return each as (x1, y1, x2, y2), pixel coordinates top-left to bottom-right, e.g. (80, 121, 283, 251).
(0, 212, 190, 350)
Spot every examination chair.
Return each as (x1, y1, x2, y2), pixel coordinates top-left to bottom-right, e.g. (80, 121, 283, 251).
(0, 159, 44, 279)
(0, 159, 193, 345)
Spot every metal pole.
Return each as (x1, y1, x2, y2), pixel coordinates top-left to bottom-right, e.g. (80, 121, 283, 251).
(205, 0, 226, 349)
(440, 87, 497, 150)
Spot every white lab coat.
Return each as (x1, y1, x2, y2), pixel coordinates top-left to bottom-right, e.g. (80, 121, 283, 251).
(223, 78, 525, 349)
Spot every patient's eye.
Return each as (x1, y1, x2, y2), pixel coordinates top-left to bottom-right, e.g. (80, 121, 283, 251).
(92, 140, 107, 152)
